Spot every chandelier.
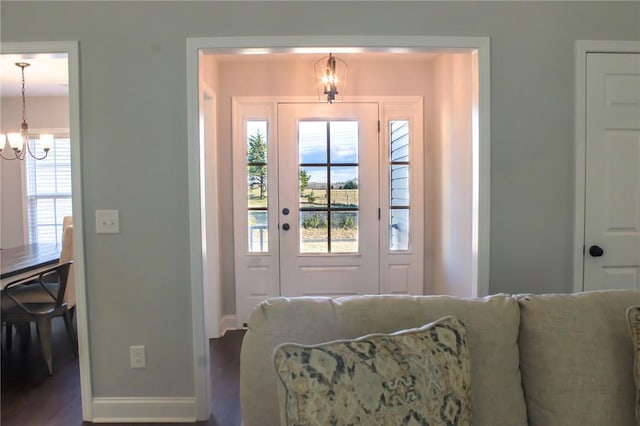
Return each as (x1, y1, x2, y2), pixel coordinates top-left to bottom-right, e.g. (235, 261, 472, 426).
(315, 53, 347, 104)
(1, 62, 53, 160)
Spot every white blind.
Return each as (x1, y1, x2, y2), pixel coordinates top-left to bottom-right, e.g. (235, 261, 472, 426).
(25, 137, 72, 245)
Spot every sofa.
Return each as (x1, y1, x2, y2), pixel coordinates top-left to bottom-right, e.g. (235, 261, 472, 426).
(240, 290, 640, 426)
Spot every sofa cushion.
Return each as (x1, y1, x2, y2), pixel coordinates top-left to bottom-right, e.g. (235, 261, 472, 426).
(273, 316, 472, 426)
(517, 290, 640, 426)
(627, 305, 640, 425)
(240, 294, 527, 426)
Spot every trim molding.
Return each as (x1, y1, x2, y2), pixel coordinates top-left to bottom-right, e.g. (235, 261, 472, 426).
(1, 40, 91, 420)
(187, 35, 492, 420)
(573, 40, 640, 293)
(91, 397, 197, 423)
(186, 37, 212, 421)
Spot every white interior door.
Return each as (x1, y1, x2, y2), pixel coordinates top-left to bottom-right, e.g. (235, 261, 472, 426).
(277, 103, 380, 296)
(583, 52, 640, 291)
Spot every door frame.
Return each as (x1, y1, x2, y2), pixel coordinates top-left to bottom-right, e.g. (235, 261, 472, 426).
(1, 41, 91, 419)
(186, 35, 491, 419)
(573, 40, 640, 292)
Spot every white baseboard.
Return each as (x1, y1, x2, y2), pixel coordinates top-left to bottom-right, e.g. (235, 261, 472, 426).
(91, 397, 197, 423)
(220, 314, 238, 335)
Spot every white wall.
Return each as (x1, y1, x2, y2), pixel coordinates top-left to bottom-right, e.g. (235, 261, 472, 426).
(0, 95, 69, 248)
(430, 53, 474, 296)
(3, 0, 638, 409)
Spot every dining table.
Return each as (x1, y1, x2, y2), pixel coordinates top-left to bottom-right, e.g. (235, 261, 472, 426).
(1, 243, 61, 289)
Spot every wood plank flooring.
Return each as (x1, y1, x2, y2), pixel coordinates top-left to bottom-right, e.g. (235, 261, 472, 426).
(1, 319, 245, 426)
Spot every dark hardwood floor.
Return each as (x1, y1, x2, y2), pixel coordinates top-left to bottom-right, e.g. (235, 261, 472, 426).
(1, 319, 245, 426)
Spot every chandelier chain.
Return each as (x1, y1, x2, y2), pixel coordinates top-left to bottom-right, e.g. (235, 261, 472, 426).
(21, 64, 28, 125)
(1, 62, 50, 161)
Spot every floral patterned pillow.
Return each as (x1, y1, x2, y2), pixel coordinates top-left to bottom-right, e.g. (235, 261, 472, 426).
(273, 316, 471, 426)
(627, 306, 640, 425)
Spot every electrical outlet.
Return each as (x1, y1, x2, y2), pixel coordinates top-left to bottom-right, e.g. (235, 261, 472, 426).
(130, 345, 146, 369)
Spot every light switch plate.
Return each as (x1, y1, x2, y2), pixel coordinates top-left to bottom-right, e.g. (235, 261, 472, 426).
(96, 209, 120, 234)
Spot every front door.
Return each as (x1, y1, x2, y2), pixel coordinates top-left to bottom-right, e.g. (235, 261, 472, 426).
(233, 97, 424, 325)
(277, 103, 379, 296)
(583, 53, 640, 291)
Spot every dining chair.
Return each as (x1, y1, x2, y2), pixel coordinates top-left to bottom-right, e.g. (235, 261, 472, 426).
(62, 216, 73, 231)
(1, 261, 74, 375)
(59, 223, 76, 319)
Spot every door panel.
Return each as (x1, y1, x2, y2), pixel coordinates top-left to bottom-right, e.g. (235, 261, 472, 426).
(232, 100, 280, 325)
(277, 103, 380, 296)
(584, 53, 640, 291)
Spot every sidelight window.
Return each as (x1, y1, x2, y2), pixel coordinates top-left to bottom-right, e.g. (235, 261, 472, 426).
(246, 121, 269, 252)
(389, 120, 410, 251)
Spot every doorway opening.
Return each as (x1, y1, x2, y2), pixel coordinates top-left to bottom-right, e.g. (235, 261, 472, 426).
(0, 41, 89, 419)
(186, 36, 491, 420)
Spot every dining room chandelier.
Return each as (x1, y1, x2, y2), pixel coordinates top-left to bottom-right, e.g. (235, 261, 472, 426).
(0, 62, 53, 161)
(315, 53, 347, 104)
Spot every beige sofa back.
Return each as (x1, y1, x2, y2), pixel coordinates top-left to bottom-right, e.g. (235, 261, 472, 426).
(240, 294, 527, 426)
(517, 290, 640, 426)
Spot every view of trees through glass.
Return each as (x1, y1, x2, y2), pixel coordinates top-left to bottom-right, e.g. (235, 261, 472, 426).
(298, 120, 359, 253)
(247, 122, 268, 252)
(245, 119, 362, 254)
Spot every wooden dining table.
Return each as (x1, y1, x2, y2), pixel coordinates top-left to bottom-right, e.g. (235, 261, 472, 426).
(0, 243, 61, 289)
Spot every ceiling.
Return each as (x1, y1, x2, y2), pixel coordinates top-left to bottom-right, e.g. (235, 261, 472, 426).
(0, 53, 69, 97)
(0, 51, 438, 97)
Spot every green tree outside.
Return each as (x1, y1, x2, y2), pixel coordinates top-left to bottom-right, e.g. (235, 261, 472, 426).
(248, 131, 267, 199)
(299, 169, 310, 194)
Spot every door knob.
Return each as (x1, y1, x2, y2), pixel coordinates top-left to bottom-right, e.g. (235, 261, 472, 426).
(282, 208, 290, 216)
(589, 245, 604, 257)
(282, 223, 290, 231)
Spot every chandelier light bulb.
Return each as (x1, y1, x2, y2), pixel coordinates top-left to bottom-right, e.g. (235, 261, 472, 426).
(315, 53, 347, 104)
(8, 133, 24, 151)
(40, 134, 54, 152)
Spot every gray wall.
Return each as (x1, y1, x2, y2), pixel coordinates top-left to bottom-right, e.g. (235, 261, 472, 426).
(2, 0, 638, 400)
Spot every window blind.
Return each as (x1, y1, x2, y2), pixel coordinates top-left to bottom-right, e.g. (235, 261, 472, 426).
(25, 137, 72, 245)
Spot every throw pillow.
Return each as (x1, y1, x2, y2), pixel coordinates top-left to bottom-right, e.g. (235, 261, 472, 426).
(273, 316, 471, 426)
(627, 305, 640, 425)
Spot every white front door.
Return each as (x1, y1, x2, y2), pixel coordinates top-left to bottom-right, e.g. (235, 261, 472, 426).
(277, 103, 380, 296)
(583, 53, 640, 291)
(233, 97, 424, 325)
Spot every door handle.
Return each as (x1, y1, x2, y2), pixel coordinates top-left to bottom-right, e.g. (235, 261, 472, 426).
(588, 245, 604, 257)
(282, 223, 290, 231)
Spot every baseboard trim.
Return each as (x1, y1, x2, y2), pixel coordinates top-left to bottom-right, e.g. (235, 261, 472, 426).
(220, 314, 238, 335)
(91, 397, 197, 423)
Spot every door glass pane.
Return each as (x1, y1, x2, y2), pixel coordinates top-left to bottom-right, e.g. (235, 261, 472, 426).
(389, 120, 410, 251)
(390, 120, 409, 162)
(331, 166, 358, 208)
(247, 166, 268, 208)
(300, 211, 328, 253)
(247, 120, 268, 253)
(299, 121, 327, 164)
(390, 209, 409, 251)
(248, 211, 269, 252)
(299, 167, 328, 208)
(390, 165, 409, 207)
(298, 120, 360, 254)
(329, 121, 358, 163)
(331, 211, 358, 253)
